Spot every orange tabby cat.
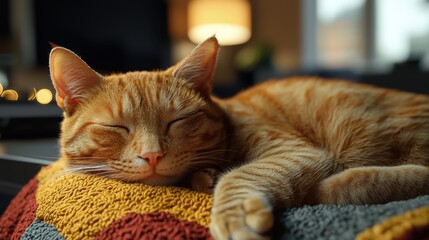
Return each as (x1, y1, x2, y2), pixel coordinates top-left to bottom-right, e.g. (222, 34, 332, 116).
(49, 37, 429, 240)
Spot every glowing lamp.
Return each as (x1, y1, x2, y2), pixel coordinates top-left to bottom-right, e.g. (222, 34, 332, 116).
(188, 0, 251, 46)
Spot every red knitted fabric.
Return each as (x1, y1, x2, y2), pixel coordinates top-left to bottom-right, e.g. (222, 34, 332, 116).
(0, 177, 38, 240)
(95, 212, 213, 240)
(400, 224, 429, 240)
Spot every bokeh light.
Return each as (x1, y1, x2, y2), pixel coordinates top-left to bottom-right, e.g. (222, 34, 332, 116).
(28, 88, 37, 100)
(0, 83, 3, 95)
(1, 89, 19, 101)
(0, 71, 7, 90)
(35, 88, 53, 104)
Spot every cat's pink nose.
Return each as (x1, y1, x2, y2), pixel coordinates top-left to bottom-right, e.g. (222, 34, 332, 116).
(141, 151, 164, 168)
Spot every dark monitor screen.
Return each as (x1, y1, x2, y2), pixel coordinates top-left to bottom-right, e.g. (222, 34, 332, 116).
(34, 0, 171, 72)
(0, 0, 10, 39)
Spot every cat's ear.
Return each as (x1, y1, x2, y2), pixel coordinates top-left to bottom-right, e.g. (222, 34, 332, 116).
(172, 37, 219, 96)
(49, 47, 104, 115)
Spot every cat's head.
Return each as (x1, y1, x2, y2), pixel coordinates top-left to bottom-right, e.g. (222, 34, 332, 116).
(49, 37, 228, 185)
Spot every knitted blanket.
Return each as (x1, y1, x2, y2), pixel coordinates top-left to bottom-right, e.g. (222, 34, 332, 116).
(1, 159, 428, 240)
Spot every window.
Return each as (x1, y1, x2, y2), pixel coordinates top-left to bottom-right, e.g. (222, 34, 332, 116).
(317, 0, 365, 69)
(376, 0, 429, 66)
(314, 0, 429, 71)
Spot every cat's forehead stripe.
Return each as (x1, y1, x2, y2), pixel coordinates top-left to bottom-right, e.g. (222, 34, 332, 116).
(100, 72, 208, 122)
(126, 89, 137, 109)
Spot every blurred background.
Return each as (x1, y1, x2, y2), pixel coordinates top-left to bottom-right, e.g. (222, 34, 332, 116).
(1, 0, 429, 212)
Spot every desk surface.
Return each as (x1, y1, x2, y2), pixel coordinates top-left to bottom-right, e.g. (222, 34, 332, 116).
(0, 138, 59, 195)
(0, 138, 59, 164)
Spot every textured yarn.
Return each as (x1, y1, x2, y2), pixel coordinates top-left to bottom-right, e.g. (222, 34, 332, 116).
(21, 219, 65, 240)
(35, 159, 213, 240)
(357, 206, 429, 240)
(95, 212, 213, 240)
(0, 176, 38, 240)
(273, 195, 429, 240)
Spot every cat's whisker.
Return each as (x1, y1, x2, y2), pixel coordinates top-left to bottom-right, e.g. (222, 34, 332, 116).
(217, 134, 234, 145)
(190, 155, 231, 162)
(188, 156, 232, 168)
(55, 165, 119, 183)
(192, 150, 238, 158)
(62, 165, 112, 174)
(65, 164, 108, 169)
(70, 168, 112, 173)
(191, 156, 222, 162)
(68, 164, 108, 169)
(49, 165, 112, 181)
(91, 172, 117, 177)
(194, 148, 238, 153)
(66, 156, 111, 161)
(27, 155, 61, 160)
(69, 156, 109, 159)
(197, 134, 234, 150)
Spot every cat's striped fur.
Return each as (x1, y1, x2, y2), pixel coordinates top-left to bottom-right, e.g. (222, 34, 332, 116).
(50, 37, 429, 240)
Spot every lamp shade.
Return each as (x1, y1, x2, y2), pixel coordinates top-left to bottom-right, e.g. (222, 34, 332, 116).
(188, 0, 251, 46)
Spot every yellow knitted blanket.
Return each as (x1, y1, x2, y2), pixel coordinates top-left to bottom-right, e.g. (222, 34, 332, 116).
(36, 159, 213, 239)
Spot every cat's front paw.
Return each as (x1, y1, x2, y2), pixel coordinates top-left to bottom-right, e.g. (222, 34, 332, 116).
(210, 196, 273, 240)
(190, 168, 220, 194)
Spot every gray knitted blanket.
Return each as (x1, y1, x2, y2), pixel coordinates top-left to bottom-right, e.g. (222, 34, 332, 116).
(273, 195, 429, 240)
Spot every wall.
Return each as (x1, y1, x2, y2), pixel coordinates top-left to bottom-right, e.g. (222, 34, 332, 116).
(251, 0, 302, 70)
(168, 0, 303, 86)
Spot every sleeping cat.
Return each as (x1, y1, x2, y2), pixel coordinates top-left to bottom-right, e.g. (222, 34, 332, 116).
(49, 37, 429, 240)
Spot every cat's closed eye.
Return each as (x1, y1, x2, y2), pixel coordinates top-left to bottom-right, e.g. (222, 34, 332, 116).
(167, 117, 188, 131)
(98, 124, 130, 133)
(167, 112, 206, 136)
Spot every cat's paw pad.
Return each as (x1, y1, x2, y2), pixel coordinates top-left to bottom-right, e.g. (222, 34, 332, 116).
(210, 196, 273, 240)
(243, 197, 273, 233)
(190, 168, 220, 194)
